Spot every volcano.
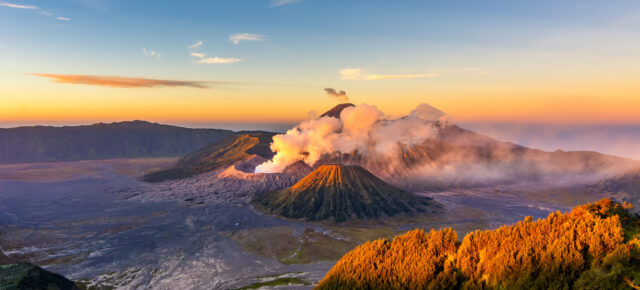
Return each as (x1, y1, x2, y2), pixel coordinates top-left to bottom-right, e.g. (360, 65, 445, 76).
(252, 164, 441, 222)
(143, 132, 275, 182)
(320, 103, 354, 118)
(309, 104, 640, 190)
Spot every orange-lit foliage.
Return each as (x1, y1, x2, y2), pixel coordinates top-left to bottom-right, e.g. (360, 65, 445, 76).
(318, 228, 459, 289)
(316, 199, 640, 289)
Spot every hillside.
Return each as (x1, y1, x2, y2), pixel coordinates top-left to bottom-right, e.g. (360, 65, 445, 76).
(0, 121, 234, 164)
(0, 263, 78, 290)
(252, 164, 442, 222)
(143, 132, 276, 182)
(317, 198, 640, 289)
(590, 168, 640, 211)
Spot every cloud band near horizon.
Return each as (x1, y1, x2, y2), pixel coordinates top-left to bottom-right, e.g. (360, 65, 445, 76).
(31, 73, 210, 88)
(340, 68, 440, 80)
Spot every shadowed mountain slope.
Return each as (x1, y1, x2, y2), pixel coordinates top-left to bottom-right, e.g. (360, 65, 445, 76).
(591, 168, 640, 194)
(0, 250, 14, 265)
(252, 164, 442, 222)
(0, 263, 78, 290)
(320, 103, 354, 118)
(143, 132, 276, 182)
(590, 168, 640, 211)
(0, 121, 235, 164)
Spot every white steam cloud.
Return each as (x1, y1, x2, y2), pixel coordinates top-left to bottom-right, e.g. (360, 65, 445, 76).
(255, 103, 447, 173)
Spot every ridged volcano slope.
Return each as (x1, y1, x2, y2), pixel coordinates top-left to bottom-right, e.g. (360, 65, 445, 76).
(253, 164, 441, 222)
(143, 132, 275, 182)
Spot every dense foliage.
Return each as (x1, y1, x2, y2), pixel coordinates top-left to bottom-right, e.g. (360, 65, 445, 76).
(317, 199, 640, 289)
(0, 121, 234, 164)
(0, 263, 78, 290)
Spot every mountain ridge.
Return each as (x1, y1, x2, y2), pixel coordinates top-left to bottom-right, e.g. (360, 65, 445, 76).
(0, 120, 239, 164)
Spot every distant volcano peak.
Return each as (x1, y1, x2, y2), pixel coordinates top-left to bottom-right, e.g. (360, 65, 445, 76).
(320, 103, 355, 119)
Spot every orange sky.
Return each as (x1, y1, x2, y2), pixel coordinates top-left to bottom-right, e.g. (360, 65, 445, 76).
(2, 73, 639, 126)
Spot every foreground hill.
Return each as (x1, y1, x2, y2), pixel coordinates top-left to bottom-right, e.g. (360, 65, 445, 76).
(143, 132, 276, 182)
(0, 121, 235, 164)
(0, 263, 78, 290)
(252, 164, 442, 222)
(317, 198, 640, 289)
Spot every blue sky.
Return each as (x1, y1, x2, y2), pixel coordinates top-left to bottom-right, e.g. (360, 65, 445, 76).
(3, 0, 638, 80)
(1, 0, 639, 127)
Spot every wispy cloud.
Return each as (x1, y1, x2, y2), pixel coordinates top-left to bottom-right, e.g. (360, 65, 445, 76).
(339, 68, 364, 80)
(229, 33, 265, 45)
(188, 40, 203, 49)
(324, 88, 349, 102)
(198, 57, 242, 64)
(31, 73, 210, 88)
(190, 52, 206, 59)
(270, 0, 298, 7)
(142, 48, 161, 59)
(188, 50, 240, 64)
(340, 68, 440, 80)
(364, 73, 439, 80)
(0, 2, 37, 9)
(2, 2, 71, 22)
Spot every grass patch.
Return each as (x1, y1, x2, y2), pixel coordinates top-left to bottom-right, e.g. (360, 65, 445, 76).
(236, 277, 310, 289)
(222, 225, 398, 264)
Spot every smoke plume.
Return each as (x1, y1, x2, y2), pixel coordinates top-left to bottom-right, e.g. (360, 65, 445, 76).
(255, 103, 446, 173)
(254, 103, 638, 189)
(324, 88, 349, 102)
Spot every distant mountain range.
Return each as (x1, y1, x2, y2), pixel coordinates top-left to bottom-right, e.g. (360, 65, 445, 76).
(5, 104, 638, 194)
(141, 104, 639, 192)
(0, 121, 238, 164)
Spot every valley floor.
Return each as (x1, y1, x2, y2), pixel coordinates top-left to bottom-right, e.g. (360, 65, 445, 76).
(0, 158, 612, 289)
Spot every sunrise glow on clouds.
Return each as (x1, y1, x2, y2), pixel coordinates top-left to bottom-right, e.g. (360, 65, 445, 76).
(340, 68, 440, 80)
(31, 73, 209, 88)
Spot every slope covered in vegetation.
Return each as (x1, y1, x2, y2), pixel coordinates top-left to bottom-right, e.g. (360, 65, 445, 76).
(0, 263, 78, 290)
(317, 199, 640, 289)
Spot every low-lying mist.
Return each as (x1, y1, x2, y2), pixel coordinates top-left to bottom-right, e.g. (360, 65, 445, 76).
(460, 122, 640, 161)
